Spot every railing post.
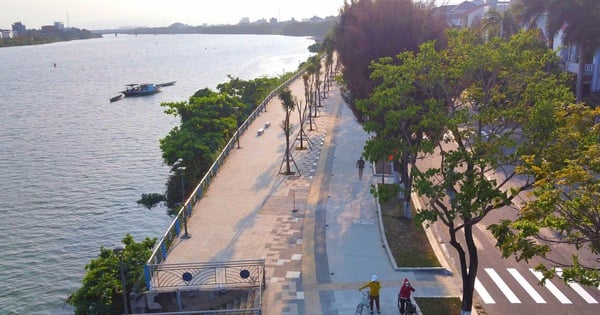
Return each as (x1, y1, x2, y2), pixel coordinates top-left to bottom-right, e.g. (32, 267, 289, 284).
(144, 264, 151, 290)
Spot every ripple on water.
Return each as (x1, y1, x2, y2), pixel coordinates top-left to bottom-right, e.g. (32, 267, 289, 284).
(0, 34, 314, 314)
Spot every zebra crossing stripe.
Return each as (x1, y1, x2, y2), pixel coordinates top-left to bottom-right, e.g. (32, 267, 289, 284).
(475, 277, 496, 304)
(485, 268, 521, 303)
(555, 268, 599, 304)
(507, 268, 546, 303)
(530, 269, 572, 304)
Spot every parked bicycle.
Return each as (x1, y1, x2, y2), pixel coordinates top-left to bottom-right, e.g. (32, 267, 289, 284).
(355, 290, 370, 315)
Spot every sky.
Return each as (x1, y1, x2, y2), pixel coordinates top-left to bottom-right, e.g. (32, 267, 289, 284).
(1, 0, 464, 30)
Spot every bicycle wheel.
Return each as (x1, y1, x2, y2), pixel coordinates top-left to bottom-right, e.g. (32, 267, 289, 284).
(355, 303, 364, 315)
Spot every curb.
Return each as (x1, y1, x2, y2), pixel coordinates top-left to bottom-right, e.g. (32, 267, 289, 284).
(372, 183, 452, 274)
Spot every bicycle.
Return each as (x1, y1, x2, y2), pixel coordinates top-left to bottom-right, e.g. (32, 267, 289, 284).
(398, 297, 417, 315)
(355, 290, 370, 315)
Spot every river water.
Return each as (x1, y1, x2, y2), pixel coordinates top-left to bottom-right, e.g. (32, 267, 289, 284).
(0, 34, 313, 314)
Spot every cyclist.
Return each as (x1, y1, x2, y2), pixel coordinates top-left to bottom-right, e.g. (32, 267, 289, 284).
(358, 275, 381, 314)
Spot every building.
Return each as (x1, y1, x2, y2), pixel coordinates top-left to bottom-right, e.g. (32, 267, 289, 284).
(11, 21, 26, 38)
(0, 29, 11, 39)
(437, 0, 599, 97)
(554, 29, 600, 97)
(436, 0, 511, 29)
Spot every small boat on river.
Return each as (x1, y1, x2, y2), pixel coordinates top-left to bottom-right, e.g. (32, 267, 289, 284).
(109, 81, 176, 102)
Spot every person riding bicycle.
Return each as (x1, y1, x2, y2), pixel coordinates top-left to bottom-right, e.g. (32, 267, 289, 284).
(398, 278, 415, 314)
(359, 275, 381, 314)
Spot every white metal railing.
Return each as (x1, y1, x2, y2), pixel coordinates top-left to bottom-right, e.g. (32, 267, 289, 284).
(144, 68, 307, 287)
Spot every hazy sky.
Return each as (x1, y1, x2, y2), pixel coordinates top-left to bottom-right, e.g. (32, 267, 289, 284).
(1, 0, 463, 30)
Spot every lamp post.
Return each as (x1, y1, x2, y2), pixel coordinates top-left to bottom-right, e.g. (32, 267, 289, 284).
(177, 166, 190, 239)
(113, 245, 128, 315)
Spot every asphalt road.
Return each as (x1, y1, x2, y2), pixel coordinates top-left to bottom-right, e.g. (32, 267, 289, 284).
(418, 139, 600, 315)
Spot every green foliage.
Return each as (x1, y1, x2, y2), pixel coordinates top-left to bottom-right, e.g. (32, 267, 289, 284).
(491, 104, 600, 286)
(136, 193, 166, 209)
(372, 183, 400, 204)
(0, 28, 101, 47)
(157, 75, 293, 211)
(308, 42, 322, 53)
(68, 234, 156, 315)
(361, 28, 573, 312)
(278, 87, 297, 175)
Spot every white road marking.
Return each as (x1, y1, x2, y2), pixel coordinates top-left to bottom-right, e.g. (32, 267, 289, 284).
(530, 269, 572, 304)
(475, 277, 496, 304)
(485, 268, 521, 303)
(507, 268, 546, 303)
(555, 268, 599, 304)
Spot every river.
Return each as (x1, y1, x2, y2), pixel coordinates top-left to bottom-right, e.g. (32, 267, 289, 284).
(0, 33, 313, 314)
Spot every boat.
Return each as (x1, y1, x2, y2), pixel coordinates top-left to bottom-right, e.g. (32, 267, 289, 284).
(122, 83, 160, 97)
(109, 81, 176, 102)
(156, 81, 176, 88)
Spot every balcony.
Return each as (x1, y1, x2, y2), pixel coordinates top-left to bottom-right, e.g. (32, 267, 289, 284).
(565, 62, 594, 75)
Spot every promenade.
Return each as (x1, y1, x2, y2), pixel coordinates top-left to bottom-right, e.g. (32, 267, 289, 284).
(165, 73, 459, 314)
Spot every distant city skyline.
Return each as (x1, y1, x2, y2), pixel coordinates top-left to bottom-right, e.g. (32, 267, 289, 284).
(1, 0, 464, 30)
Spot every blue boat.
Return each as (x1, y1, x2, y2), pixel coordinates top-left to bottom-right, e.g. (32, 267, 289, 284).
(122, 83, 159, 97)
(110, 81, 176, 102)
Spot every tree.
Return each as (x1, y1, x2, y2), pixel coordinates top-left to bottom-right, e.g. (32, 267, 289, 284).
(490, 104, 600, 287)
(364, 28, 570, 314)
(157, 75, 285, 212)
(512, 0, 600, 103)
(334, 0, 446, 121)
(302, 71, 315, 131)
(68, 234, 156, 315)
(278, 87, 297, 175)
(311, 55, 323, 108)
(322, 33, 336, 96)
(160, 92, 244, 210)
(481, 9, 519, 41)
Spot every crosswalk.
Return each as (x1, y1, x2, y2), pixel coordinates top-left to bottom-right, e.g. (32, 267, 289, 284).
(474, 267, 600, 305)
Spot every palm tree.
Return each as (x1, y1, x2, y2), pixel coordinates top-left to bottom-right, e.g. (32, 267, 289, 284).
(513, 0, 600, 102)
(481, 9, 519, 41)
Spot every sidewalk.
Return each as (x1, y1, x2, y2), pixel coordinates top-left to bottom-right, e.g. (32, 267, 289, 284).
(165, 74, 460, 314)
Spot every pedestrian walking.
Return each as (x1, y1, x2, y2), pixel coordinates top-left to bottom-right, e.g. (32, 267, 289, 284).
(398, 278, 415, 314)
(356, 156, 365, 180)
(359, 275, 381, 314)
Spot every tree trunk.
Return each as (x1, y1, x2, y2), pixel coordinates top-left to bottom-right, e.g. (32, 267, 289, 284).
(401, 153, 412, 218)
(463, 224, 479, 315)
(285, 113, 291, 174)
(449, 222, 478, 315)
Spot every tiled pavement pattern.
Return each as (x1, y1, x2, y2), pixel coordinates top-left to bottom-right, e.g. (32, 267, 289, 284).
(165, 68, 460, 315)
(259, 105, 334, 314)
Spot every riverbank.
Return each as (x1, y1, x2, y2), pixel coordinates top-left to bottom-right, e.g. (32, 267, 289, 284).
(0, 30, 101, 48)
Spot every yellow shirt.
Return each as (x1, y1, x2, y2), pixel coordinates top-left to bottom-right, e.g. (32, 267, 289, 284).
(359, 280, 381, 296)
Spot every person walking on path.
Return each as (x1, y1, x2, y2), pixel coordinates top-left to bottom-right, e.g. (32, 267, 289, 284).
(398, 278, 416, 314)
(356, 156, 365, 180)
(359, 275, 382, 314)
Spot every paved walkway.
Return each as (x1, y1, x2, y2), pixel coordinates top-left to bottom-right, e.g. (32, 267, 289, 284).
(165, 72, 460, 314)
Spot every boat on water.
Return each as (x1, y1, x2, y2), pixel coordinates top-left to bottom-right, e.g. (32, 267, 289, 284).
(123, 83, 159, 97)
(109, 81, 176, 102)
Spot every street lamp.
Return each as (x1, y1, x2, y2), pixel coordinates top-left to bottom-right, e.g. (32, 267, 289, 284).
(177, 166, 190, 239)
(113, 245, 128, 315)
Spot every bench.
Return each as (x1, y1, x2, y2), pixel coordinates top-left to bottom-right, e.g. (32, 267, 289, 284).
(257, 129, 264, 136)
